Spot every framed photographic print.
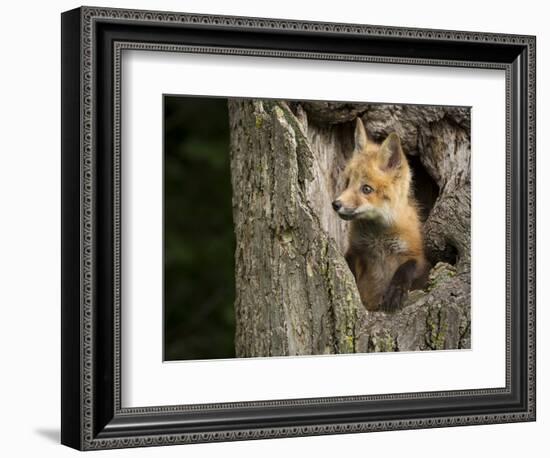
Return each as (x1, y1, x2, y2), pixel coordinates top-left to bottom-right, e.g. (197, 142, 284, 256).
(61, 6, 536, 450)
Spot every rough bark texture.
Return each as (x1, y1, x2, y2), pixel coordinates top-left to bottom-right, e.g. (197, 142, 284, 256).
(229, 99, 471, 357)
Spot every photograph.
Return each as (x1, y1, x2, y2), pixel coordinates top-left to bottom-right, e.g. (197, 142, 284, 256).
(164, 96, 472, 361)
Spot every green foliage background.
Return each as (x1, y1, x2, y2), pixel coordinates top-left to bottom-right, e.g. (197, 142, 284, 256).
(164, 96, 236, 361)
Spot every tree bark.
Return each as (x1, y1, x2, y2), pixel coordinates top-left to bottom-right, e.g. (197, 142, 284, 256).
(228, 99, 471, 357)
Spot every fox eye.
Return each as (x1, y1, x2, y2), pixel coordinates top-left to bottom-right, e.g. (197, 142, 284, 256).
(361, 184, 374, 195)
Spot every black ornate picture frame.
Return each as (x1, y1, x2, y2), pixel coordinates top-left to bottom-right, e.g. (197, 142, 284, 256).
(61, 6, 536, 450)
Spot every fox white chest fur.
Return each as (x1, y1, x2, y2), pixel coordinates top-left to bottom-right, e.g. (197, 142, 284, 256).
(347, 221, 410, 309)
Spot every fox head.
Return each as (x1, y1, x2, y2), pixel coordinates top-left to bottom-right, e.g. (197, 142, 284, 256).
(332, 118, 411, 225)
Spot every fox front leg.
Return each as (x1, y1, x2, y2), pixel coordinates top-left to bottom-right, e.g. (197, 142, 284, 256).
(380, 259, 418, 312)
(344, 251, 357, 278)
(345, 250, 374, 310)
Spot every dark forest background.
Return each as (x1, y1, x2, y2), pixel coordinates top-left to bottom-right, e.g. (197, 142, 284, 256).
(164, 96, 235, 361)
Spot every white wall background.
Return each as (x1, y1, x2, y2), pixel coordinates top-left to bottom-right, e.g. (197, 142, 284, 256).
(0, 0, 545, 456)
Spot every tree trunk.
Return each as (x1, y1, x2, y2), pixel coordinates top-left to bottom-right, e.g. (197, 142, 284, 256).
(228, 99, 471, 357)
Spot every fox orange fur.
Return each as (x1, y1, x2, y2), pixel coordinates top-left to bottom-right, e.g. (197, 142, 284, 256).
(332, 118, 428, 312)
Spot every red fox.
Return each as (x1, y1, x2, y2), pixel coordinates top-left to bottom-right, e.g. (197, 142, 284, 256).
(332, 118, 429, 312)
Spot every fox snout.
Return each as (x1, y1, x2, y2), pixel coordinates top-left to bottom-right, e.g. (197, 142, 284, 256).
(332, 199, 356, 220)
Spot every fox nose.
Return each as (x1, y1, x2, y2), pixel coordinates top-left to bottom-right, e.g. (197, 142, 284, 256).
(332, 200, 342, 212)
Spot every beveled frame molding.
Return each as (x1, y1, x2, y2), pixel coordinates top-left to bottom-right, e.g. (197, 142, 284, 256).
(61, 6, 536, 450)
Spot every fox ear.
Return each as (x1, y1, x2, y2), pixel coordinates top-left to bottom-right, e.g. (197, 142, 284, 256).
(380, 132, 404, 169)
(353, 118, 368, 155)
